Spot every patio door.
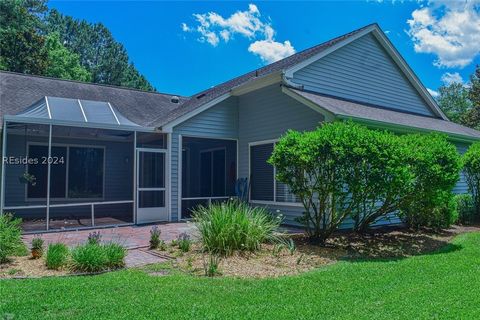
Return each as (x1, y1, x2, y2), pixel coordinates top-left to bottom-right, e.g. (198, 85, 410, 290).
(136, 150, 168, 223)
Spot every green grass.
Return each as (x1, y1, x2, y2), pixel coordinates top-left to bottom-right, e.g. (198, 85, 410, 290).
(1, 232, 480, 320)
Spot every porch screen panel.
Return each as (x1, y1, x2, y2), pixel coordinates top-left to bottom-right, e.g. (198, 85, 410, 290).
(68, 147, 104, 199)
(250, 143, 274, 201)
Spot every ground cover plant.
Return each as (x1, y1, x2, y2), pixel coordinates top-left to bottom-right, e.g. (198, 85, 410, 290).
(1, 231, 479, 319)
(0, 214, 23, 263)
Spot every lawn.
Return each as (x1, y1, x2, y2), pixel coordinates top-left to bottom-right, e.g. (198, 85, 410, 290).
(1, 232, 479, 320)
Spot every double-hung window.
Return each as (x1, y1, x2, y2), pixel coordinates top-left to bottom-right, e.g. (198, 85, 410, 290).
(249, 141, 300, 204)
(27, 144, 104, 200)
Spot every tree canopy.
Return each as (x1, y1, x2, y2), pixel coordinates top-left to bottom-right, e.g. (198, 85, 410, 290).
(0, 0, 154, 91)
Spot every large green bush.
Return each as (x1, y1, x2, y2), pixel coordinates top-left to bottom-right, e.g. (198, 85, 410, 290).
(270, 122, 412, 242)
(193, 201, 281, 255)
(399, 134, 461, 229)
(463, 141, 480, 219)
(0, 213, 23, 263)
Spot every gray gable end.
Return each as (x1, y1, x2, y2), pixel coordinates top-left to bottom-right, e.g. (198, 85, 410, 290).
(291, 33, 435, 117)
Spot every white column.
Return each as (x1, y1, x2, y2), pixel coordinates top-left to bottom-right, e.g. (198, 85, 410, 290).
(133, 131, 137, 224)
(46, 124, 52, 230)
(0, 120, 7, 215)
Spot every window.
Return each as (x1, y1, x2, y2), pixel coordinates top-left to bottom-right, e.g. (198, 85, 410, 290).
(249, 142, 300, 204)
(27, 145, 104, 199)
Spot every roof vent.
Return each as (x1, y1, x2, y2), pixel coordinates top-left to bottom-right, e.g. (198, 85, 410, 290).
(171, 96, 180, 103)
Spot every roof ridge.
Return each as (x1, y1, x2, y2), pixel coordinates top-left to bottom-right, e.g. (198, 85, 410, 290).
(0, 70, 188, 98)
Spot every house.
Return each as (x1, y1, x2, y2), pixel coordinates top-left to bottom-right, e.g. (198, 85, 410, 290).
(1, 23, 479, 233)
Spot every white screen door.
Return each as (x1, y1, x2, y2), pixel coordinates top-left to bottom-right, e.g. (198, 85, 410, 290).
(136, 150, 167, 223)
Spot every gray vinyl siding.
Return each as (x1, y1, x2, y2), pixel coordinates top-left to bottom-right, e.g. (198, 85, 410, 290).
(3, 134, 133, 207)
(170, 97, 239, 221)
(238, 84, 325, 225)
(454, 142, 471, 194)
(292, 33, 435, 117)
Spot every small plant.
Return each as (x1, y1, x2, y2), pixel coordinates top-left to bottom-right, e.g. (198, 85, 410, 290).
(272, 243, 284, 257)
(177, 233, 191, 252)
(149, 226, 161, 249)
(103, 243, 127, 269)
(203, 254, 221, 277)
(170, 239, 178, 247)
(186, 256, 194, 271)
(71, 243, 108, 273)
(0, 213, 23, 264)
(158, 240, 167, 251)
(87, 231, 102, 245)
(31, 236, 44, 259)
(286, 238, 296, 255)
(7, 268, 21, 275)
(46, 243, 69, 270)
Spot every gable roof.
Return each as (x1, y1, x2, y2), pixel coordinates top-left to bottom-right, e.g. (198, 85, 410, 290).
(284, 88, 480, 141)
(0, 71, 188, 128)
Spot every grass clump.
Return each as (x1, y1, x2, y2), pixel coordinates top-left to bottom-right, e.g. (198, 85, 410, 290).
(46, 243, 69, 270)
(177, 233, 191, 253)
(0, 213, 23, 263)
(103, 243, 127, 269)
(193, 201, 281, 255)
(71, 243, 108, 273)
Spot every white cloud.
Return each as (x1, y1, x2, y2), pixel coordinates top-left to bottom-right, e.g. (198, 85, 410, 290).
(427, 88, 439, 98)
(182, 3, 295, 63)
(441, 72, 464, 85)
(407, 1, 480, 68)
(248, 40, 295, 63)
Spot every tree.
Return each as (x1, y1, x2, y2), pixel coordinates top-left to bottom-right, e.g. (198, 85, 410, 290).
(437, 82, 471, 123)
(463, 65, 480, 130)
(463, 142, 480, 218)
(0, 0, 48, 74)
(43, 32, 91, 81)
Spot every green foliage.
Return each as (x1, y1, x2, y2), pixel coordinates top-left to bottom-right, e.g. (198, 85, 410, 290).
(45, 243, 69, 270)
(455, 194, 476, 225)
(193, 201, 281, 255)
(177, 233, 191, 253)
(31, 236, 44, 251)
(149, 226, 161, 249)
(203, 253, 221, 277)
(0, 213, 23, 263)
(103, 243, 127, 269)
(463, 141, 480, 218)
(42, 32, 91, 81)
(71, 243, 108, 273)
(399, 134, 461, 229)
(437, 83, 472, 124)
(463, 65, 480, 130)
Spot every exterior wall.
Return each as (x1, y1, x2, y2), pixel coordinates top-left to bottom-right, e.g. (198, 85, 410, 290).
(238, 84, 325, 226)
(3, 133, 133, 207)
(291, 33, 435, 117)
(170, 97, 239, 221)
(454, 141, 471, 194)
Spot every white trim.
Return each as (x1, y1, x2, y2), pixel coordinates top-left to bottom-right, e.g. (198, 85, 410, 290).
(45, 125, 52, 230)
(161, 93, 231, 132)
(133, 131, 137, 224)
(45, 96, 52, 120)
(230, 72, 282, 96)
(0, 120, 8, 214)
(167, 133, 172, 222)
(108, 102, 121, 125)
(177, 134, 182, 221)
(4, 200, 133, 211)
(250, 200, 303, 207)
(77, 99, 88, 122)
(281, 86, 336, 122)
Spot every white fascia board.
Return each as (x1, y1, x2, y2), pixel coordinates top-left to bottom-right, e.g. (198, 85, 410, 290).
(284, 25, 377, 79)
(230, 72, 282, 96)
(161, 93, 231, 132)
(281, 86, 336, 122)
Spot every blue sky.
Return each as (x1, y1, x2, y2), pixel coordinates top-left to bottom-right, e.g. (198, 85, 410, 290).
(49, 1, 480, 97)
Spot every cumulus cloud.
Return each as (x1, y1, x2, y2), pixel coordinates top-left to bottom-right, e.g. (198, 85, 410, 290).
(182, 4, 295, 63)
(407, 1, 480, 68)
(441, 72, 464, 85)
(427, 88, 439, 98)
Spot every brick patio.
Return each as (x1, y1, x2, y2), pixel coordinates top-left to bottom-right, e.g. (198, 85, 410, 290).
(22, 222, 197, 250)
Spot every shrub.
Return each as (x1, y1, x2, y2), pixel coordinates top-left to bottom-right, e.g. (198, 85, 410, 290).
(456, 194, 476, 224)
(193, 201, 281, 255)
(103, 243, 127, 269)
(71, 243, 108, 272)
(177, 233, 191, 252)
(46, 243, 69, 270)
(149, 226, 161, 249)
(399, 134, 461, 229)
(0, 213, 23, 263)
(87, 231, 102, 245)
(31, 236, 44, 258)
(270, 122, 411, 242)
(463, 142, 480, 219)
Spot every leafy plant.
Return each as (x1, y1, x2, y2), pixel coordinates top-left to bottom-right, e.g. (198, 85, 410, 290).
(0, 213, 23, 264)
(71, 243, 108, 273)
(87, 231, 102, 245)
(177, 233, 191, 253)
(193, 201, 281, 255)
(149, 226, 161, 249)
(285, 238, 296, 255)
(272, 243, 284, 257)
(455, 194, 476, 225)
(103, 243, 127, 269)
(46, 243, 69, 270)
(203, 254, 221, 277)
(463, 142, 480, 220)
(31, 236, 44, 258)
(158, 240, 167, 251)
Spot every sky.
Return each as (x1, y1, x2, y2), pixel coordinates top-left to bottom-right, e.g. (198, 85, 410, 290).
(49, 1, 480, 97)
